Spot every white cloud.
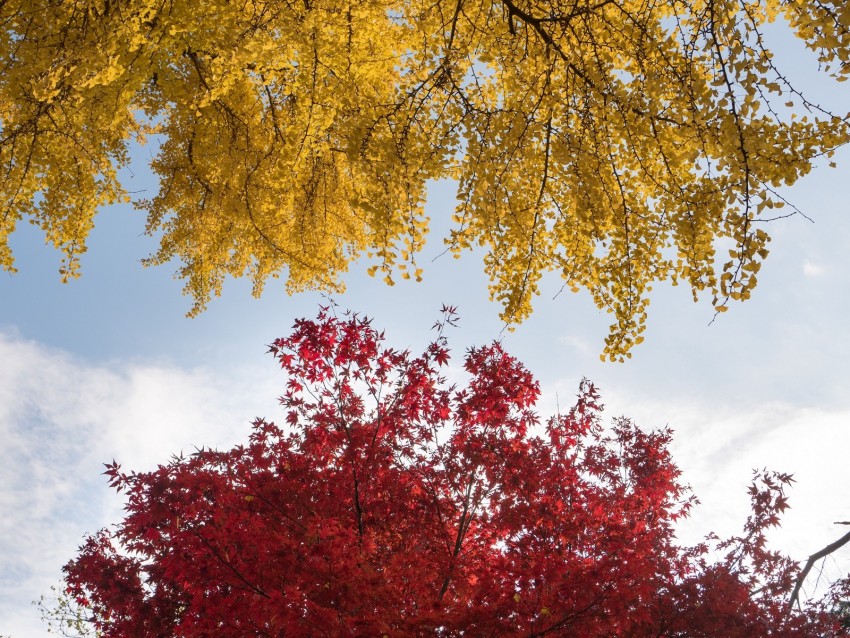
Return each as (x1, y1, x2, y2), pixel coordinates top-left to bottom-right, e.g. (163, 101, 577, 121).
(803, 259, 826, 277)
(0, 332, 282, 637)
(557, 334, 594, 355)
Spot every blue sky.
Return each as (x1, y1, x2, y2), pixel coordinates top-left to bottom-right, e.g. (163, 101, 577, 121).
(3, 28, 850, 638)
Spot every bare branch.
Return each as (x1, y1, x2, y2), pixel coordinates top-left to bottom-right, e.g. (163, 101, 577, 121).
(789, 528, 850, 613)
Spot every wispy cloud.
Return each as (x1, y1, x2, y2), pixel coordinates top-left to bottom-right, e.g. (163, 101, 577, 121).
(803, 259, 826, 277)
(0, 332, 281, 637)
(557, 334, 594, 356)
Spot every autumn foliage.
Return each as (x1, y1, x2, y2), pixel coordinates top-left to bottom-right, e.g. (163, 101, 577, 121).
(64, 308, 847, 636)
(3, 1, 850, 357)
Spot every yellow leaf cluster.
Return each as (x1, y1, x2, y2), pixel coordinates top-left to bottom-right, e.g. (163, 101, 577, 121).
(1, 0, 848, 358)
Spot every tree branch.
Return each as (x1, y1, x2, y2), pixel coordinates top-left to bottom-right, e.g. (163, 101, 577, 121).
(788, 528, 850, 613)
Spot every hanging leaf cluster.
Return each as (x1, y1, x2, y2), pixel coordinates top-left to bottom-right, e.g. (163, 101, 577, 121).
(1, 0, 849, 357)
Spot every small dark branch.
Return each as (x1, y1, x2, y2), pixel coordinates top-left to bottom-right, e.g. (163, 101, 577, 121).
(250, 491, 308, 532)
(705, 0, 754, 322)
(262, 81, 285, 142)
(527, 588, 610, 637)
(498, 0, 594, 89)
(502, 0, 614, 29)
(186, 138, 213, 194)
(352, 471, 365, 538)
(438, 476, 475, 600)
(788, 529, 850, 613)
(445, 0, 464, 52)
(194, 532, 270, 599)
(515, 116, 552, 315)
(184, 49, 211, 91)
(241, 167, 336, 286)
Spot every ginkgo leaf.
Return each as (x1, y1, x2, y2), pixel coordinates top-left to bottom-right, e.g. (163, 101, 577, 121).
(2, 0, 850, 359)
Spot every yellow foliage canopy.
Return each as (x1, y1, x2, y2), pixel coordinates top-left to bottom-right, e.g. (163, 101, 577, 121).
(1, 0, 849, 358)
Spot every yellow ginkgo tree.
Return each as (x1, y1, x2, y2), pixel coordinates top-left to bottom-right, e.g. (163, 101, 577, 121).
(1, 0, 848, 358)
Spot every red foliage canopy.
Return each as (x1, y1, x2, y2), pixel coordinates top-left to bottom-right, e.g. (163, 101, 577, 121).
(64, 307, 847, 636)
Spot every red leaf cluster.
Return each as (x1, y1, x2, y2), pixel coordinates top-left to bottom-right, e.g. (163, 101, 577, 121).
(64, 308, 848, 636)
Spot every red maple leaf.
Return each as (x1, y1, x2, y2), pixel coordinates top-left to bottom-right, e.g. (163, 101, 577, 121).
(63, 309, 849, 637)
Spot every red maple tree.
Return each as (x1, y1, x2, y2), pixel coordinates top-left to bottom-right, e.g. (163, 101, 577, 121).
(64, 307, 848, 636)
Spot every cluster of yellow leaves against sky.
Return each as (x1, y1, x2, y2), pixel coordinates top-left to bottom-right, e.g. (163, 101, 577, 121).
(1, 0, 849, 359)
